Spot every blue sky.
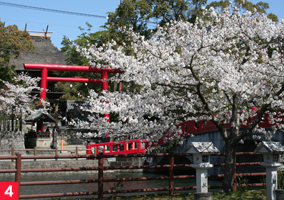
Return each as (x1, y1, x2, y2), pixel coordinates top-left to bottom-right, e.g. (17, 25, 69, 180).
(0, 0, 283, 50)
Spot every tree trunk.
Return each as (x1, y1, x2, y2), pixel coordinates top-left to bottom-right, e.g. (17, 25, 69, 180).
(222, 141, 236, 192)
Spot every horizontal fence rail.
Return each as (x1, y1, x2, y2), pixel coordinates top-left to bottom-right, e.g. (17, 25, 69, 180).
(0, 152, 268, 199)
(0, 146, 87, 161)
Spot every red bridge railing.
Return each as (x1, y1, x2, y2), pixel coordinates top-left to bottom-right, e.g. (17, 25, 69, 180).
(86, 139, 148, 156)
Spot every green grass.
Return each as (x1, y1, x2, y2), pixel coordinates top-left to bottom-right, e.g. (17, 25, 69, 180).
(50, 189, 267, 200)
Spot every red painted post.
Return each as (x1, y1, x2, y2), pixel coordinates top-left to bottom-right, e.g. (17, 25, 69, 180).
(118, 82, 122, 92)
(86, 143, 91, 160)
(199, 121, 203, 129)
(15, 153, 21, 200)
(98, 152, 104, 200)
(40, 67, 48, 100)
(169, 151, 174, 196)
(102, 71, 108, 91)
(86, 144, 91, 155)
(138, 140, 141, 151)
(233, 154, 237, 191)
(102, 71, 110, 122)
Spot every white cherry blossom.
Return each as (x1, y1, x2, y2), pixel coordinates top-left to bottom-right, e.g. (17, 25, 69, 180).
(76, 6, 284, 191)
(0, 73, 43, 117)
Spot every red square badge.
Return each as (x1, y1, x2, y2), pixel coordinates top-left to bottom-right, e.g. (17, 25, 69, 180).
(0, 182, 18, 200)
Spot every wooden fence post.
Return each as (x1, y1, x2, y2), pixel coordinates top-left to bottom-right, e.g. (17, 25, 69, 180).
(55, 147, 58, 161)
(233, 154, 237, 191)
(98, 152, 104, 200)
(76, 147, 78, 160)
(15, 153, 21, 200)
(11, 147, 15, 162)
(169, 151, 174, 196)
(34, 147, 37, 161)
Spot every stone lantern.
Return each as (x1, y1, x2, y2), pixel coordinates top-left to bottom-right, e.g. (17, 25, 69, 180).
(186, 142, 219, 200)
(255, 141, 284, 200)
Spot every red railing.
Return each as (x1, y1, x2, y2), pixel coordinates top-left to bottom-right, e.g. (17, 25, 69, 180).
(86, 139, 147, 156)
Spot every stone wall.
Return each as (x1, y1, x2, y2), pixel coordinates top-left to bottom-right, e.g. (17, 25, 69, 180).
(0, 159, 105, 170)
(0, 131, 25, 154)
(0, 157, 144, 175)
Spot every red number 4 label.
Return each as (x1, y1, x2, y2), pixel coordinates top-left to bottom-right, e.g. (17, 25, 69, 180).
(0, 182, 18, 200)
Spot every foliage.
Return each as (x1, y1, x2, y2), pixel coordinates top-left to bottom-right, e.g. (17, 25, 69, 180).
(104, 0, 152, 40)
(236, 175, 248, 192)
(106, 175, 124, 199)
(207, 0, 278, 22)
(0, 21, 34, 66)
(54, 81, 86, 101)
(0, 21, 34, 85)
(51, 189, 266, 199)
(212, 189, 266, 200)
(104, 0, 197, 32)
(278, 170, 284, 189)
(163, 138, 182, 152)
(49, 189, 266, 199)
(260, 175, 266, 188)
(0, 66, 16, 88)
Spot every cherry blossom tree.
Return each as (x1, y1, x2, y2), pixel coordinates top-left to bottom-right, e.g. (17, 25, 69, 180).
(77, 5, 284, 191)
(0, 73, 44, 128)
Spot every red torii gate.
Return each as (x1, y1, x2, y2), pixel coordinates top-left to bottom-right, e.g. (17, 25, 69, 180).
(24, 63, 122, 122)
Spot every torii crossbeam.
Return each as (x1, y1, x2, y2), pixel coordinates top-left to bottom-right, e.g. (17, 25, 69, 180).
(24, 63, 122, 122)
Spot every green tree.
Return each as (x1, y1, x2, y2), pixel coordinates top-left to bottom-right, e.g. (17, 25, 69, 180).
(104, 0, 207, 37)
(207, 0, 278, 21)
(0, 21, 34, 86)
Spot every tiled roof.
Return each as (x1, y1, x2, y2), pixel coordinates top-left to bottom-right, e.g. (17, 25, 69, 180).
(185, 142, 220, 153)
(25, 111, 57, 122)
(255, 141, 284, 153)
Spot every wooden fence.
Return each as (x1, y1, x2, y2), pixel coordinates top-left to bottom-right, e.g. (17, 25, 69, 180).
(0, 146, 87, 161)
(0, 152, 267, 200)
